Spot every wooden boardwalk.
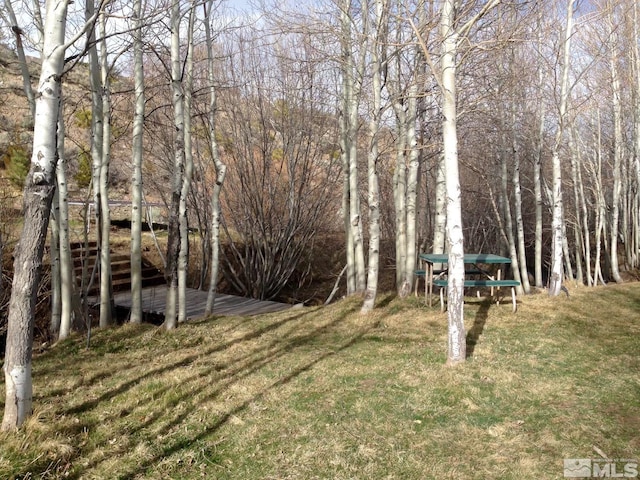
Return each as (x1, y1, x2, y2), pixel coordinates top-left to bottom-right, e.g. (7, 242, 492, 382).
(111, 285, 292, 319)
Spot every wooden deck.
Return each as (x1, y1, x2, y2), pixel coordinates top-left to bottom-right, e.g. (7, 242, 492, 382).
(110, 285, 292, 319)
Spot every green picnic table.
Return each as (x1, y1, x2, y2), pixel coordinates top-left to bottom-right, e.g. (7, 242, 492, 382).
(418, 253, 520, 312)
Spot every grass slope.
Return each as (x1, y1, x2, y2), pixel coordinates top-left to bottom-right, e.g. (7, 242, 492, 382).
(1, 285, 639, 479)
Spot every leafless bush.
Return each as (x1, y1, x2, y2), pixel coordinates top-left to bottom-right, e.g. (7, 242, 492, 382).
(217, 30, 342, 300)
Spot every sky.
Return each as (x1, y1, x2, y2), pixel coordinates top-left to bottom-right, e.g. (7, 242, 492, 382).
(231, 0, 254, 12)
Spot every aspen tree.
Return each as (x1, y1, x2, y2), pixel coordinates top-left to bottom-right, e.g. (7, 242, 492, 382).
(440, 0, 467, 364)
(203, 0, 227, 316)
(439, 0, 499, 363)
(339, 0, 366, 295)
(2, 0, 100, 430)
(533, 15, 545, 288)
(165, 0, 185, 329)
(549, 0, 575, 296)
(3, 0, 75, 337)
(362, 0, 386, 313)
(3, 0, 36, 117)
(55, 104, 74, 339)
(178, 2, 195, 323)
(607, 0, 623, 283)
(130, 0, 145, 324)
(97, 8, 113, 326)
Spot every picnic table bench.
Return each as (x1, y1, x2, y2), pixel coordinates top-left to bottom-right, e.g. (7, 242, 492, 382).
(419, 253, 521, 313)
(432, 278, 520, 313)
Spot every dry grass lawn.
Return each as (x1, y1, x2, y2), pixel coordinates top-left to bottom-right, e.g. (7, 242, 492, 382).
(1, 283, 639, 479)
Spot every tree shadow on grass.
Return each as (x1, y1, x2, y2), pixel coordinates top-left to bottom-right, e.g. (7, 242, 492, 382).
(9, 309, 343, 480)
(34, 323, 152, 376)
(118, 321, 374, 480)
(466, 299, 491, 358)
(61, 308, 316, 417)
(375, 292, 396, 309)
(56, 302, 367, 479)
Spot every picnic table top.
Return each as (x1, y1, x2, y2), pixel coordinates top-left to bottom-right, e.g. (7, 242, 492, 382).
(419, 253, 512, 264)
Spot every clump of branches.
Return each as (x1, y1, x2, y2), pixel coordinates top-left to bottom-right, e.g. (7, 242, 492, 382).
(217, 31, 342, 300)
(219, 99, 341, 299)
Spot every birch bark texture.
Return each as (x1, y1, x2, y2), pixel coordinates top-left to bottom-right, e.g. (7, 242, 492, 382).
(339, 0, 366, 295)
(549, 0, 575, 297)
(50, 185, 61, 336)
(361, 0, 385, 313)
(607, 1, 623, 283)
(634, 1, 640, 271)
(440, 0, 466, 365)
(2, 0, 69, 430)
(130, 0, 145, 324)
(533, 15, 545, 288)
(203, 0, 227, 316)
(178, 3, 195, 324)
(164, 0, 185, 329)
(436, 0, 499, 364)
(97, 8, 113, 327)
(85, 0, 108, 324)
(55, 104, 74, 339)
(4, 0, 36, 117)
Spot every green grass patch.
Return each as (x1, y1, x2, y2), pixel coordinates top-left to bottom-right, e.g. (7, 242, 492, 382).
(1, 284, 639, 479)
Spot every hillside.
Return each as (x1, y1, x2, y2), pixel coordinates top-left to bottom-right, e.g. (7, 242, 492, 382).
(0, 42, 136, 201)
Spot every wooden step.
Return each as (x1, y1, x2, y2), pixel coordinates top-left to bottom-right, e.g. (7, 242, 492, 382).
(63, 240, 165, 296)
(76, 265, 162, 281)
(69, 240, 98, 250)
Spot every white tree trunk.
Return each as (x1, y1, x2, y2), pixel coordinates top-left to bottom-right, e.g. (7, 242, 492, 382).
(50, 188, 61, 337)
(578, 173, 593, 285)
(203, 0, 227, 316)
(549, 149, 565, 295)
(386, 7, 407, 292)
(510, 101, 530, 293)
(178, 3, 195, 324)
(56, 103, 74, 339)
(4, 0, 36, 117)
(130, 0, 144, 324)
(2, 0, 69, 431)
(98, 10, 113, 327)
(347, 83, 366, 293)
(404, 83, 420, 296)
(165, 0, 185, 329)
(608, 5, 623, 283)
(533, 123, 544, 287)
(549, 0, 575, 297)
(393, 100, 407, 292)
(633, 0, 640, 270)
(441, 0, 465, 365)
(339, 0, 366, 295)
(591, 111, 607, 286)
(362, 0, 384, 313)
(340, 111, 355, 295)
(336, 5, 354, 294)
(500, 143, 523, 294)
(388, 47, 420, 296)
(569, 135, 585, 285)
(533, 23, 545, 288)
(85, 0, 104, 320)
(433, 155, 447, 256)
(433, 0, 500, 362)
(561, 202, 573, 281)
(573, 128, 593, 286)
